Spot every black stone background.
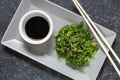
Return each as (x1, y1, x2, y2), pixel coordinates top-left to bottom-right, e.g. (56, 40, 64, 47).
(0, 0, 120, 80)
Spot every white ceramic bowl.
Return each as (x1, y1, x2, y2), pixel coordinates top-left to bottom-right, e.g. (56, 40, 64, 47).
(19, 10, 53, 45)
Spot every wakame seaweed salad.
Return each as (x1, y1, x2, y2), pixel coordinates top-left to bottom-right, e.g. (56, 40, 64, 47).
(55, 21, 99, 67)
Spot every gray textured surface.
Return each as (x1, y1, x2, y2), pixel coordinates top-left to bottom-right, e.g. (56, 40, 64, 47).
(0, 0, 120, 80)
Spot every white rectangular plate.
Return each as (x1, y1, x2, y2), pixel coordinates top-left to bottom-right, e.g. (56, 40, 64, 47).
(1, 0, 116, 80)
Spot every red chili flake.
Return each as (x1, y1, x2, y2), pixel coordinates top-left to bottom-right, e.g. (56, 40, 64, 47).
(71, 33, 76, 37)
(64, 38, 68, 42)
(64, 49, 69, 54)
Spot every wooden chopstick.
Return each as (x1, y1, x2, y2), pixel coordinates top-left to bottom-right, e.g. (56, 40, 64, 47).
(72, 0, 120, 76)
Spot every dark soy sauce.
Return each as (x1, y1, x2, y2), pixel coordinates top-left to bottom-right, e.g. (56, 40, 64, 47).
(25, 16, 49, 39)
